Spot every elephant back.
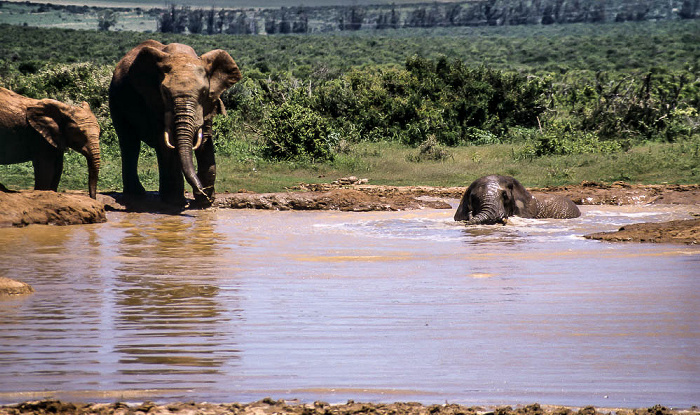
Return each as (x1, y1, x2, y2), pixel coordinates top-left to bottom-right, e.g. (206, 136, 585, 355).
(533, 194, 581, 219)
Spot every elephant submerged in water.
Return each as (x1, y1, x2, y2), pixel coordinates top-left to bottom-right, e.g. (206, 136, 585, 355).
(0, 87, 101, 199)
(454, 175, 581, 225)
(109, 40, 241, 206)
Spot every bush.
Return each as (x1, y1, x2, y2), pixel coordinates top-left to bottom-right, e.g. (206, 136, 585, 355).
(531, 123, 624, 156)
(309, 56, 550, 146)
(406, 135, 453, 162)
(554, 69, 700, 142)
(6, 62, 112, 115)
(261, 102, 337, 162)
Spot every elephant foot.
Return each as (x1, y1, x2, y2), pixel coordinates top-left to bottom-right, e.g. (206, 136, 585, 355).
(191, 192, 214, 209)
(159, 193, 188, 208)
(123, 182, 147, 196)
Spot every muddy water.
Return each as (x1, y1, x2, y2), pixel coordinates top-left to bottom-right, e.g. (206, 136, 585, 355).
(0, 205, 698, 408)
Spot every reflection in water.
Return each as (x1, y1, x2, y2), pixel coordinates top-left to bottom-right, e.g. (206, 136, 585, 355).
(110, 213, 241, 382)
(0, 205, 698, 407)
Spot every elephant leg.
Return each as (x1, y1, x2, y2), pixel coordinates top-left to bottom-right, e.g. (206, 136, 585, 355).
(114, 116, 146, 195)
(156, 149, 186, 206)
(50, 155, 63, 191)
(194, 135, 216, 206)
(32, 146, 61, 192)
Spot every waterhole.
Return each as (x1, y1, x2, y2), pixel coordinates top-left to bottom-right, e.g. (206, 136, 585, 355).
(0, 205, 698, 407)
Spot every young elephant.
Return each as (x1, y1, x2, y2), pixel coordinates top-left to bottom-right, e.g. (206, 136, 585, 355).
(454, 175, 580, 224)
(0, 87, 101, 199)
(109, 40, 241, 206)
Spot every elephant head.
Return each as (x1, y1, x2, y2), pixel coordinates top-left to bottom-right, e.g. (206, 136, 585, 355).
(454, 175, 538, 225)
(27, 100, 101, 199)
(128, 42, 241, 202)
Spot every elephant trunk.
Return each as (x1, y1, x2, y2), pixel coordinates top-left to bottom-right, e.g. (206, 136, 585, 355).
(466, 188, 507, 225)
(173, 98, 208, 201)
(86, 141, 101, 199)
(465, 206, 507, 225)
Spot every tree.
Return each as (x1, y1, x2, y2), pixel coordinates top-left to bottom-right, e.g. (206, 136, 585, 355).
(205, 8, 218, 35)
(97, 9, 117, 31)
(158, 5, 187, 33)
(188, 8, 204, 34)
(679, 0, 699, 19)
(265, 14, 277, 34)
(340, 6, 365, 30)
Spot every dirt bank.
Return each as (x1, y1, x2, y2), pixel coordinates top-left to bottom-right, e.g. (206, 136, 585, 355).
(292, 181, 700, 206)
(214, 188, 452, 211)
(0, 277, 34, 296)
(288, 181, 700, 245)
(0, 189, 106, 228)
(584, 218, 700, 245)
(531, 181, 700, 206)
(0, 399, 695, 415)
(3, 181, 699, 244)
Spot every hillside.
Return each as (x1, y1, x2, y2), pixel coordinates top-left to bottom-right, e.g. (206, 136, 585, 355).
(0, 0, 697, 34)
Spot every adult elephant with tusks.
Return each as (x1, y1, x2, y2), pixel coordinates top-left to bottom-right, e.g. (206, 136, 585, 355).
(109, 40, 241, 207)
(454, 175, 581, 225)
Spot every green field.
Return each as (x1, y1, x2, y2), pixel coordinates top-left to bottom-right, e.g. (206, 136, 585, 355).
(0, 18, 698, 194)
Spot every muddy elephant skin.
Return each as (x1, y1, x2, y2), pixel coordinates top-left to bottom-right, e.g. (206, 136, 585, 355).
(0, 87, 101, 199)
(454, 175, 581, 224)
(109, 40, 241, 206)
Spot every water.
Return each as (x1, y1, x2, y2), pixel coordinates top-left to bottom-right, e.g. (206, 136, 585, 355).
(0, 204, 698, 408)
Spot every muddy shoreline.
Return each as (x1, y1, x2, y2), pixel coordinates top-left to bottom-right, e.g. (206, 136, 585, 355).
(2, 181, 699, 244)
(0, 399, 696, 415)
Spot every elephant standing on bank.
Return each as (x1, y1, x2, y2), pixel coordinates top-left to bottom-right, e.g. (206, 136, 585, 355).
(0, 87, 101, 199)
(454, 175, 581, 224)
(109, 40, 242, 206)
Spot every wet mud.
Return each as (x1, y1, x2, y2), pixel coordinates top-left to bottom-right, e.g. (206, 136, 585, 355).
(3, 181, 699, 244)
(584, 218, 700, 245)
(0, 400, 694, 415)
(0, 277, 33, 296)
(0, 189, 105, 228)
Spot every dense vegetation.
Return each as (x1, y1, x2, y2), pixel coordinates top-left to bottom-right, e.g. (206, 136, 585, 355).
(0, 19, 698, 193)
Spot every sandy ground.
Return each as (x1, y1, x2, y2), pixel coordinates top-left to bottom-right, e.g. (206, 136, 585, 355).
(0, 399, 697, 415)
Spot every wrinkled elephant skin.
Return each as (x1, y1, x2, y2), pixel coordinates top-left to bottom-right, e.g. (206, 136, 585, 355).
(454, 175, 580, 224)
(109, 40, 241, 206)
(0, 87, 101, 199)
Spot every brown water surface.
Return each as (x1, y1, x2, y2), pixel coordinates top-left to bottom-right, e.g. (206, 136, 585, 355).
(0, 205, 698, 407)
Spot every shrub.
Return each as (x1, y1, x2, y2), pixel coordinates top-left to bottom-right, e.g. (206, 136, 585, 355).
(532, 123, 623, 156)
(261, 102, 337, 162)
(406, 135, 452, 162)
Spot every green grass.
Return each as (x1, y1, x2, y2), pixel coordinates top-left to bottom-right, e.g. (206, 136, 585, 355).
(2, 138, 698, 196)
(193, 139, 700, 192)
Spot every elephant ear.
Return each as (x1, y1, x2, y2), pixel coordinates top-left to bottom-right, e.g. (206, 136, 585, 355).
(201, 49, 242, 102)
(27, 100, 70, 150)
(128, 45, 169, 110)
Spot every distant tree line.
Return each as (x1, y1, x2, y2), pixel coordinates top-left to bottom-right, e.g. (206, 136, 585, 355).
(153, 0, 699, 35)
(157, 5, 308, 35)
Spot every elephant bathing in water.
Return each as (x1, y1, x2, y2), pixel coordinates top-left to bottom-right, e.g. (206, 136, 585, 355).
(109, 40, 241, 206)
(0, 87, 101, 199)
(454, 175, 581, 225)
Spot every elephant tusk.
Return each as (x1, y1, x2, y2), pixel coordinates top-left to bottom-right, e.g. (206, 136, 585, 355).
(193, 129, 203, 151)
(164, 131, 175, 149)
